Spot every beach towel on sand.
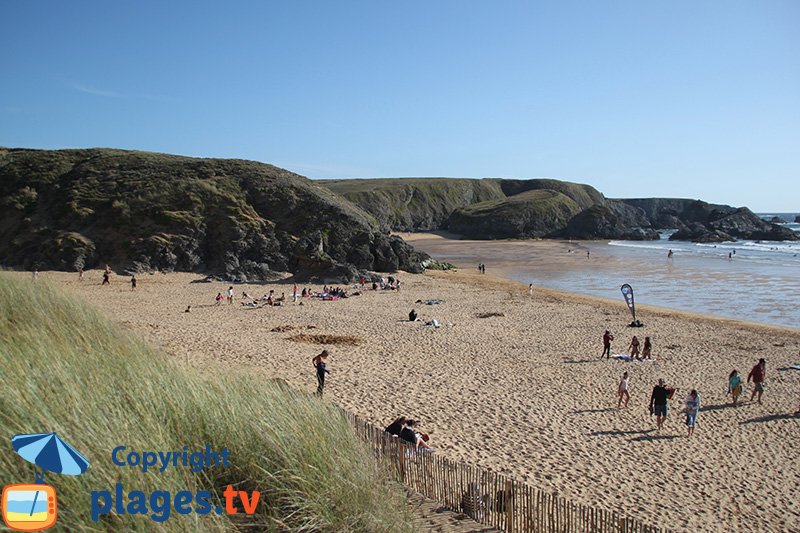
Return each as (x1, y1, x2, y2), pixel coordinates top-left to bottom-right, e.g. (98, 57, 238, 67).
(611, 354, 656, 363)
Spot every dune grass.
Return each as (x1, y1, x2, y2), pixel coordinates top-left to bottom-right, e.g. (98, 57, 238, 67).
(0, 273, 413, 532)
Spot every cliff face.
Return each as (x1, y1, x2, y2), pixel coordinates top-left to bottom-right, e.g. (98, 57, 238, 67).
(0, 148, 428, 280)
(321, 178, 659, 240)
(618, 199, 798, 242)
(320, 178, 505, 232)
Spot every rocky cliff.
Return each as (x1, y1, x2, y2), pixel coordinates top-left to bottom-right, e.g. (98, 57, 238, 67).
(618, 199, 798, 242)
(321, 178, 659, 240)
(0, 148, 428, 280)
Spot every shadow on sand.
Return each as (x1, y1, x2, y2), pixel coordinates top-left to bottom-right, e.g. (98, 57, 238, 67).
(700, 402, 742, 412)
(629, 433, 681, 442)
(590, 429, 655, 437)
(740, 413, 800, 425)
(574, 407, 617, 415)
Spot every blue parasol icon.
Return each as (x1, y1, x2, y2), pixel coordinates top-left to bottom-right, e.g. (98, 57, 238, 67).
(12, 432, 90, 481)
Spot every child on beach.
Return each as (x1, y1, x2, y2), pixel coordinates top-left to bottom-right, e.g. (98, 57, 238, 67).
(601, 330, 614, 359)
(642, 337, 652, 358)
(312, 350, 330, 396)
(683, 390, 701, 437)
(747, 358, 766, 404)
(102, 271, 110, 285)
(226, 286, 234, 305)
(629, 336, 640, 359)
(617, 371, 630, 408)
(215, 292, 223, 305)
(728, 370, 743, 405)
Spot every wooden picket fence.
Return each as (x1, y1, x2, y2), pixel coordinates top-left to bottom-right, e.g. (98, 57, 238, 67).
(342, 410, 671, 533)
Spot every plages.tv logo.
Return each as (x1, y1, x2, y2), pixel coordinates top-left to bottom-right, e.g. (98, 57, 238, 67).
(2, 432, 90, 532)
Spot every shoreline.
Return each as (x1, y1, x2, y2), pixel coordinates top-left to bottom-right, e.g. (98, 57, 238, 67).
(402, 231, 800, 331)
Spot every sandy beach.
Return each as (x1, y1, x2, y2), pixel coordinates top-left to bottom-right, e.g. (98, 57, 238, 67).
(26, 268, 800, 532)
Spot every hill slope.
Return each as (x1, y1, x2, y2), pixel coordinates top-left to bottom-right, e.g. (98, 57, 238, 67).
(0, 148, 427, 280)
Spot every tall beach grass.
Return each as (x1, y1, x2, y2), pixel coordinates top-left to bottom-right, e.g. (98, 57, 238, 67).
(0, 273, 413, 532)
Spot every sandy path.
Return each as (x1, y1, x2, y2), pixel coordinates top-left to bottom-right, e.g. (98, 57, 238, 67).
(29, 269, 800, 532)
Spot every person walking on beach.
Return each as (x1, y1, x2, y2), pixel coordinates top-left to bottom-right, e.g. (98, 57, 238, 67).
(728, 370, 743, 405)
(617, 371, 630, 408)
(226, 286, 234, 305)
(528, 283, 533, 297)
(130, 275, 137, 290)
(667, 249, 674, 259)
(79, 268, 85, 281)
(642, 337, 652, 359)
(748, 358, 766, 404)
(312, 350, 330, 396)
(215, 292, 223, 306)
(649, 378, 676, 431)
(32, 269, 38, 282)
(102, 271, 110, 285)
(601, 330, 614, 358)
(683, 390, 701, 437)
(629, 336, 641, 359)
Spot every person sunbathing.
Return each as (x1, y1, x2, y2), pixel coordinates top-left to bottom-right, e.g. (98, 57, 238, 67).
(399, 420, 431, 450)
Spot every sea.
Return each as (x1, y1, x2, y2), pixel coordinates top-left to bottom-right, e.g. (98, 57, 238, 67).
(413, 213, 800, 329)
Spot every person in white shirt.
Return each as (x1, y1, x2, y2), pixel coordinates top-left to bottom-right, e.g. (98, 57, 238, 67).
(617, 371, 630, 408)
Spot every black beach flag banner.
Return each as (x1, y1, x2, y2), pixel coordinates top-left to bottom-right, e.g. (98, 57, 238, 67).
(620, 284, 636, 321)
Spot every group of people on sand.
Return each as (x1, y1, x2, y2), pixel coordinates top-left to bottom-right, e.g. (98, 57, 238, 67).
(384, 416, 432, 450)
(73, 264, 138, 290)
(600, 331, 651, 360)
(615, 357, 773, 437)
(372, 276, 401, 291)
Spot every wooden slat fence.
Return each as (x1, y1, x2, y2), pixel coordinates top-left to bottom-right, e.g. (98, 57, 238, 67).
(341, 409, 671, 533)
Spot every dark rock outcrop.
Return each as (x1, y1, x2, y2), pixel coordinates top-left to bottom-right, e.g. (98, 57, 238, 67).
(668, 207, 797, 242)
(561, 205, 659, 240)
(795, 215, 800, 223)
(767, 216, 787, 224)
(0, 148, 428, 281)
(619, 199, 798, 243)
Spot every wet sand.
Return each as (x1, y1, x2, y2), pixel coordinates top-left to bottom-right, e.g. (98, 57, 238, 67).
(402, 232, 800, 329)
(27, 269, 800, 532)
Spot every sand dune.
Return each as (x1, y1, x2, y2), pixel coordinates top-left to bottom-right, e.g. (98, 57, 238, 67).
(29, 269, 800, 532)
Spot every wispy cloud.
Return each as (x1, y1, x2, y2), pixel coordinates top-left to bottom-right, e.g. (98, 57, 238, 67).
(69, 81, 169, 101)
(71, 82, 124, 98)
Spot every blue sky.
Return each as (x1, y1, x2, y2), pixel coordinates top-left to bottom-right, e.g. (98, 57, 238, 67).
(1, 1, 798, 211)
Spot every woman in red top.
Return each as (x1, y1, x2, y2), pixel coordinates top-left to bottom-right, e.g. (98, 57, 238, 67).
(748, 358, 766, 404)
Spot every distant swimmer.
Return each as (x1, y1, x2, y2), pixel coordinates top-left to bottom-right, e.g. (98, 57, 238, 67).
(587, 250, 590, 259)
(667, 249, 674, 259)
(728, 252, 732, 260)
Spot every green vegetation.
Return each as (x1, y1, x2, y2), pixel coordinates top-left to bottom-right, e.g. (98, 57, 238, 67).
(0, 148, 426, 280)
(321, 178, 505, 231)
(448, 189, 581, 238)
(0, 273, 413, 532)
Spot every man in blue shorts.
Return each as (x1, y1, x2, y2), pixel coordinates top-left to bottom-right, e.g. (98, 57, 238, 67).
(649, 378, 675, 431)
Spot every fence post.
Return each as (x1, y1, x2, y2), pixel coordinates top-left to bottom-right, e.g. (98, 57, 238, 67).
(398, 443, 405, 482)
(505, 480, 513, 533)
